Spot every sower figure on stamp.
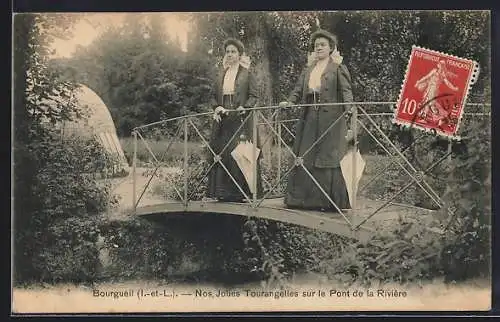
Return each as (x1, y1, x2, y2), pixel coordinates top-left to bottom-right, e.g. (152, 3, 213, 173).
(207, 38, 263, 202)
(279, 29, 353, 212)
(415, 60, 459, 126)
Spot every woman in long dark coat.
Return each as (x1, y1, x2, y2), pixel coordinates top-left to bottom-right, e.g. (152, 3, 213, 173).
(280, 29, 353, 211)
(207, 38, 263, 202)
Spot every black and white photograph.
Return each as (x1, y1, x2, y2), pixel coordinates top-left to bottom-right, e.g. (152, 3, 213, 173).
(12, 10, 492, 313)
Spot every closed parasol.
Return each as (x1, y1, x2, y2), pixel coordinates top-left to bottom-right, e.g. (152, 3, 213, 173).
(231, 139, 261, 194)
(340, 145, 366, 208)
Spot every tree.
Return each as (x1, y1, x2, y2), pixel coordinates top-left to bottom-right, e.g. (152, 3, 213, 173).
(13, 13, 113, 284)
(66, 14, 190, 136)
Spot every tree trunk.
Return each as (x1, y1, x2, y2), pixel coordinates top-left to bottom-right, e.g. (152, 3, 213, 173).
(247, 23, 273, 168)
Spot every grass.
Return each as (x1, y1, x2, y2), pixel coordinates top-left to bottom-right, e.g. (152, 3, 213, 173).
(120, 137, 204, 166)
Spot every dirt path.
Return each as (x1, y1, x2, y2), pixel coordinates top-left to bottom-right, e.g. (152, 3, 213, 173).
(103, 167, 179, 221)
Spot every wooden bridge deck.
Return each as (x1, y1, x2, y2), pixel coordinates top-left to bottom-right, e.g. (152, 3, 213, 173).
(106, 169, 440, 243)
(133, 197, 437, 243)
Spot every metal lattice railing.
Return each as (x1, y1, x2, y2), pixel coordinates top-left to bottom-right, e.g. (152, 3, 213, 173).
(130, 101, 490, 232)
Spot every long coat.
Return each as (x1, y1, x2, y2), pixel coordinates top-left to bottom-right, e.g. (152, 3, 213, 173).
(209, 64, 260, 146)
(210, 65, 258, 109)
(287, 58, 354, 168)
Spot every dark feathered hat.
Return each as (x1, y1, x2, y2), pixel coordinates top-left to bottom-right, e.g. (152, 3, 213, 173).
(309, 29, 338, 52)
(223, 38, 245, 55)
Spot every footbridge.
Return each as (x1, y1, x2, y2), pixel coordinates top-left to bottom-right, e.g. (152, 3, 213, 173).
(111, 102, 489, 243)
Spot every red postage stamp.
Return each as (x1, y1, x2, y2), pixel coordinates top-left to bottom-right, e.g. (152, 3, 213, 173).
(393, 46, 479, 139)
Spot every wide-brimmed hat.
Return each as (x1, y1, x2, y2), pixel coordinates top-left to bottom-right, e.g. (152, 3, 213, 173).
(309, 29, 338, 52)
(223, 38, 245, 55)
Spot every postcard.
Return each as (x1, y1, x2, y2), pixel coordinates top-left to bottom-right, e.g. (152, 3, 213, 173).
(12, 10, 491, 314)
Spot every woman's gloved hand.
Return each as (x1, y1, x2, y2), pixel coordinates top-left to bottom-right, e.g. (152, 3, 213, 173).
(345, 129, 355, 146)
(236, 106, 246, 115)
(213, 106, 228, 122)
(279, 101, 291, 108)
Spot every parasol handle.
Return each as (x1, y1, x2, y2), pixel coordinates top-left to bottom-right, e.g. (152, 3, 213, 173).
(346, 129, 356, 148)
(240, 114, 248, 142)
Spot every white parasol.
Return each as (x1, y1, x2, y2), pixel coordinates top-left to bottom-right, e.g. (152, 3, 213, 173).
(340, 146, 366, 208)
(231, 140, 261, 194)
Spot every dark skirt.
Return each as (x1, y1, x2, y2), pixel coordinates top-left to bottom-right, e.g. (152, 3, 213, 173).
(207, 95, 263, 201)
(284, 93, 350, 211)
(284, 166, 350, 211)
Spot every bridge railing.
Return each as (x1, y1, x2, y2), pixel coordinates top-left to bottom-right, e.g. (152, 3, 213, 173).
(130, 101, 490, 231)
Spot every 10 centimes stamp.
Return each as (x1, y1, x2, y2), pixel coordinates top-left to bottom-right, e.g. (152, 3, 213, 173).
(393, 46, 480, 140)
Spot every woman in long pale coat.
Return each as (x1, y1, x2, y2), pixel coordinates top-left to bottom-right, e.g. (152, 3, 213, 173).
(280, 29, 353, 211)
(207, 38, 263, 202)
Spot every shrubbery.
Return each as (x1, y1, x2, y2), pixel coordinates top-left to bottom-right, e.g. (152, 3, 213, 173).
(98, 218, 180, 281)
(437, 115, 491, 282)
(32, 217, 103, 284)
(98, 214, 264, 285)
(13, 13, 121, 286)
(14, 130, 118, 285)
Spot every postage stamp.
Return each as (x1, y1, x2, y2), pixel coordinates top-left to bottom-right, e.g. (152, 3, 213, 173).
(393, 46, 479, 139)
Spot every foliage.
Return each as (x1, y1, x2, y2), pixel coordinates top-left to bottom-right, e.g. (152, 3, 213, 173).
(32, 217, 103, 284)
(98, 218, 181, 281)
(53, 14, 213, 137)
(321, 217, 444, 287)
(437, 113, 491, 282)
(149, 150, 209, 201)
(14, 133, 117, 284)
(13, 14, 116, 285)
(98, 215, 263, 284)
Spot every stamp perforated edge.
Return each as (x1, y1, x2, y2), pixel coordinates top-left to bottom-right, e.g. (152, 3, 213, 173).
(392, 45, 480, 141)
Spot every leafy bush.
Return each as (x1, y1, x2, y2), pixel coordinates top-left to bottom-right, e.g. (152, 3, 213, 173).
(13, 13, 121, 285)
(437, 115, 491, 282)
(32, 217, 103, 284)
(98, 215, 263, 284)
(14, 131, 118, 285)
(319, 216, 444, 287)
(98, 218, 181, 281)
(241, 219, 340, 283)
